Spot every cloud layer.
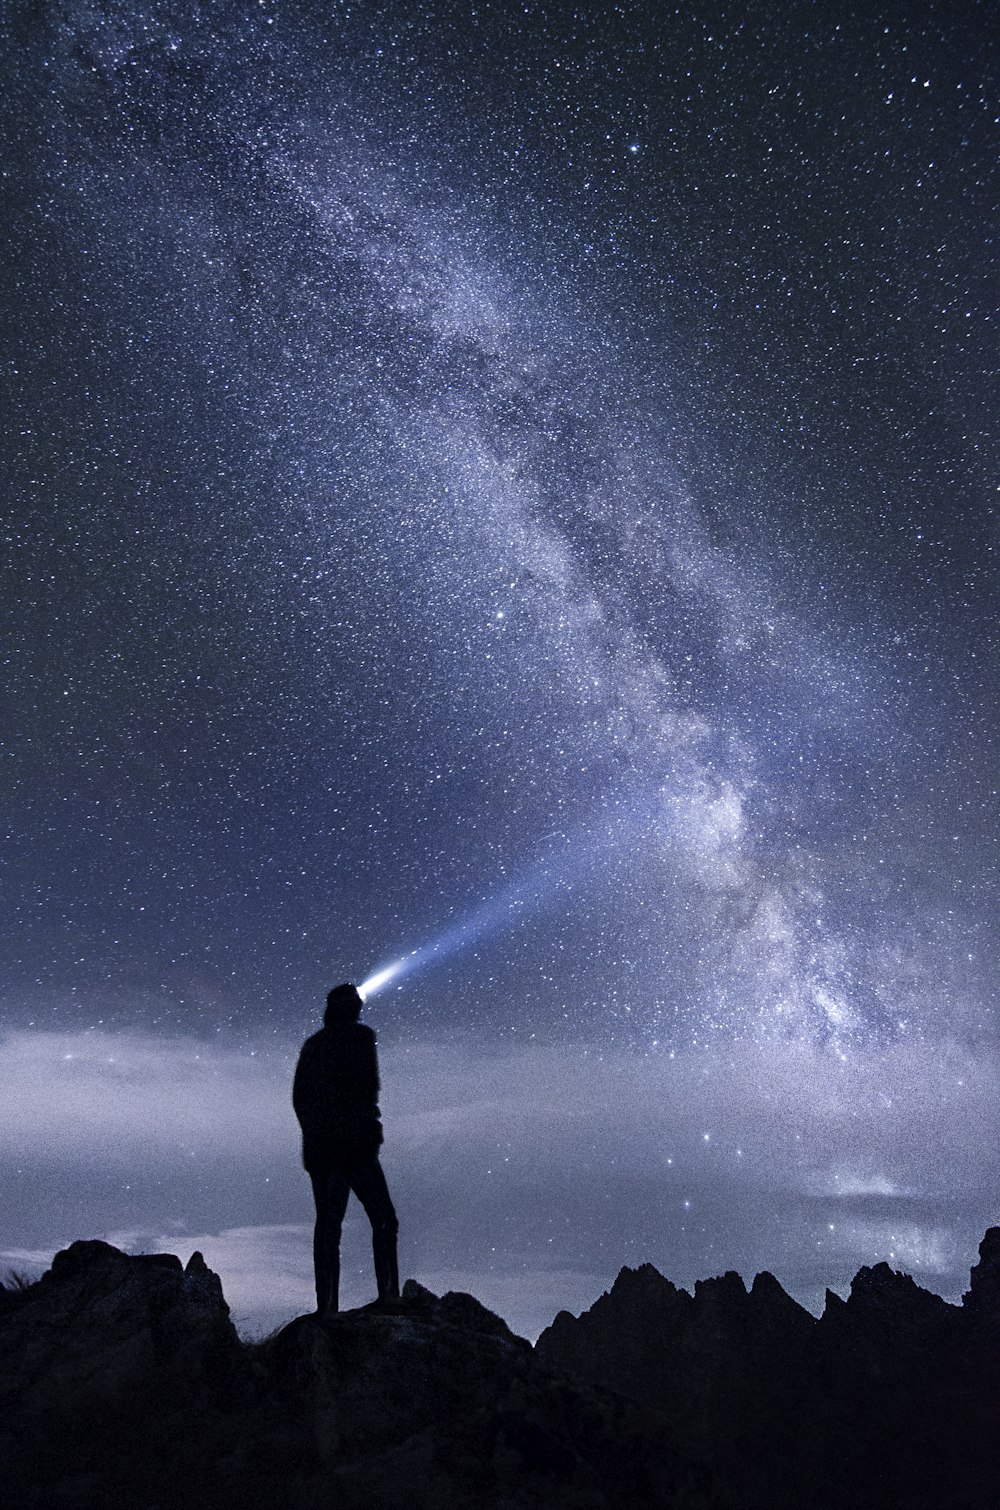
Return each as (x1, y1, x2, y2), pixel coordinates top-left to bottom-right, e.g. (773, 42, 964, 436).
(3, 1026, 995, 1337)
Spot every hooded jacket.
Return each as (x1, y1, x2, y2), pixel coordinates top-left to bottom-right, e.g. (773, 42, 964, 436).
(292, 1021, 384, 1172)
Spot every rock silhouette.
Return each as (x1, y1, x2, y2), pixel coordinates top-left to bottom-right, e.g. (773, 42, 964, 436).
(0, 1241, 672, 1509)
(1, 1232, 998, 1508)
(536, 1228, 1000, 1509)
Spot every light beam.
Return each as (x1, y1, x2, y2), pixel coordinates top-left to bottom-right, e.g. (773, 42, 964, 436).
(357, 804, 647, 1000)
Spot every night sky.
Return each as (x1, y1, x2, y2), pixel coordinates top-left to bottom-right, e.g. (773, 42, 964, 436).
(2, 0, 996, 1338)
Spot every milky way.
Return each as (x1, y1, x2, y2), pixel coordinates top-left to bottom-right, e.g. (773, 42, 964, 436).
(2, 1, 995, 1333)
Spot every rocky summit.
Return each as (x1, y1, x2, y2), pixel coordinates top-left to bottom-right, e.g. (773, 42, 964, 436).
(1, 1233, 999, 1510)
(0, 1240, 672, 1509)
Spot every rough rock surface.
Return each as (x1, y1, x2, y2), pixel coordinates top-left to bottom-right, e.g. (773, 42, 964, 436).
(3, 1232, 999, 1509)
(0, 1243, 675, 1510)
(537, 1227, 1000, 1510)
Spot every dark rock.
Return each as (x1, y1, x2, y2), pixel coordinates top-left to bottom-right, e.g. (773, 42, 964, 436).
(0, 1240, 250, 1510)
(400, 1276, 436, 1307)
(6, 1233, 1000, 1510)
(250, 1283, 677, 1507)
(818, 1259, 957, 1369)
(537, 1240, 1000, 1510)
(964, 1225, 1000, 1325)
(748, 1268, 816, 1339)
(0, 1242, 679, 1510)
(0, 1238, 240, 1419)
(836, 1260, 952, 1324)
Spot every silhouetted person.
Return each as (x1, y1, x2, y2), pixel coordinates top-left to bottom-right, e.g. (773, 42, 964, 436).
(293, 983, 399, 1316)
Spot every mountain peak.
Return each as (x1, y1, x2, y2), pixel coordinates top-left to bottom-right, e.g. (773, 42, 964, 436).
(963, 1224, 1000, 1323)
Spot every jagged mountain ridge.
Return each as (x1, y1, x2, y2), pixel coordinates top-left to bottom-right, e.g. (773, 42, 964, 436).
(537, 1228, 1000, 1509)
(1, 1231, 998, 1509)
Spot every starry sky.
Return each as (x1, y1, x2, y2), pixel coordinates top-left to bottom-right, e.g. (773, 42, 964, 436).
(2, 0, 996, 1337)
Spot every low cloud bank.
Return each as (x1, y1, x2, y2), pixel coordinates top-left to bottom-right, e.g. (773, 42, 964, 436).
(1, 1027, 996, 1337)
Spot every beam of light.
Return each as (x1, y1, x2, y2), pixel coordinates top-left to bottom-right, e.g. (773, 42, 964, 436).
(358, 877, 541, 1000)
(358, 957, 413, 998)
(357, 805, 645, 1001)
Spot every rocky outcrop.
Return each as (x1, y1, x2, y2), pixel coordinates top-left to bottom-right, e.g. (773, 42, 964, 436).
(537, 1229, 1000, 1510)
(964, 1225, 1000, 1327)
(3, 1232, 998, 1509)
(0, 1242, 676, 1510)
(0, 1241, 250, 1510)
(538, 1262, 815, 1417)
(0, 1240, 238, 1414)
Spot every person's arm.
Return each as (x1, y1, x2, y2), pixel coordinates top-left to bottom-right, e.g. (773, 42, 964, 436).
(358, 1025, 380, 1107)
(292, 1039, 316, 1125)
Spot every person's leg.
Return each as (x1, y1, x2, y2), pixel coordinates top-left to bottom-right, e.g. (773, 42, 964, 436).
(351, 1159, 399, 1301)
(310, 1166, 351, 1315)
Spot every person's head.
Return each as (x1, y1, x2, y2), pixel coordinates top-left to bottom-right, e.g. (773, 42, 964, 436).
(324, 982, 363, 1027)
